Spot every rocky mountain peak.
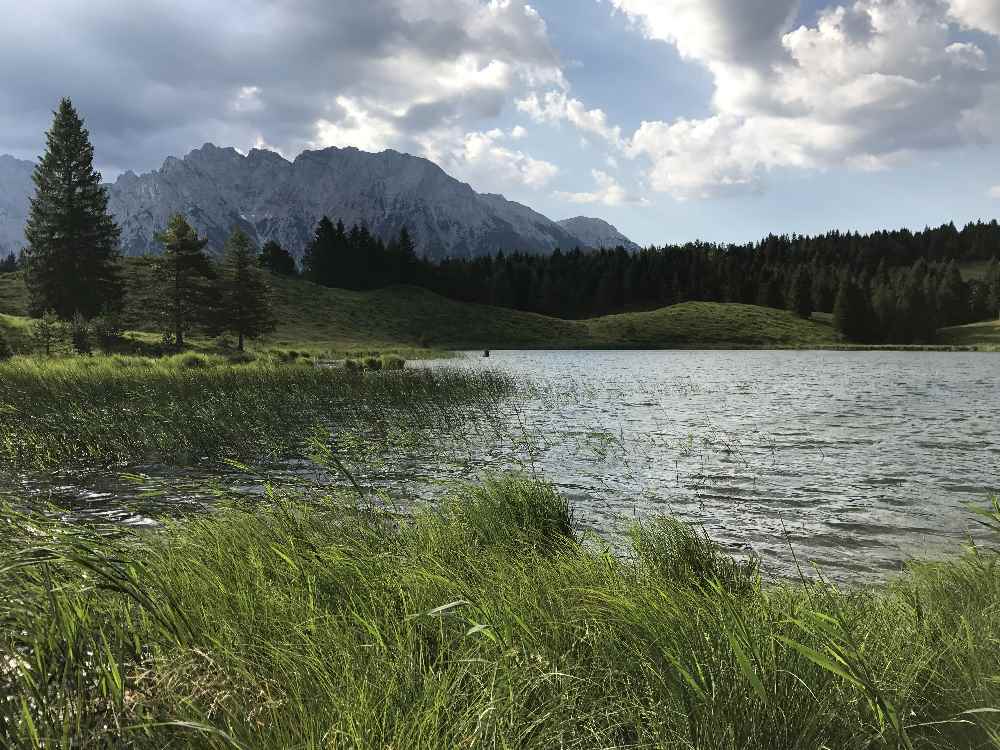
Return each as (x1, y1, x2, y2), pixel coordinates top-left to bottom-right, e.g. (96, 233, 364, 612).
(0, 145, 639, 260)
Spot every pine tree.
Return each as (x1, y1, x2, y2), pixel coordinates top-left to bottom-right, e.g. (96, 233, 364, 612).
(833, 274, 869, 341)
(935, 261, 967, 327)
(0, 253, 17, 273)
(398, 228, 418, 284)
(258, 240, 297, 276)
(786, 266, 813, 318)
(302, 217, 338, 286)
(154, 214, 214, 348)
(23, 98, 123, 318)
(219, 229, 276, 350)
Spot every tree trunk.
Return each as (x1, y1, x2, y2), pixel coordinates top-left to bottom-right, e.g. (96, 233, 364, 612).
(238, 331, 245, 351)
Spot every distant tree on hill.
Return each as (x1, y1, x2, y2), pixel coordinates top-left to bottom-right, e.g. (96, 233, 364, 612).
(217, 229, 276, 350)
(154, 214, 214, 347)
(23, 98, 124, 318)
(393, 227, 419, 284)
(786, 266, 813, 318)
(0, 253, 17, 273)
(258, 240, 297, 276)
(833, 274, 869, 341)
(897, 260, 937, 343)
(935, 261, 967, 327)
(302, 217, 340, 286)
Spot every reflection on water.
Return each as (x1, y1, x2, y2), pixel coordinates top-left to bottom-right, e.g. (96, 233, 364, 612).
(7, 350, 999, 583)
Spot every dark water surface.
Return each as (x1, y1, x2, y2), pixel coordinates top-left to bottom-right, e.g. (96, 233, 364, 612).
(11, 350, 999, 583)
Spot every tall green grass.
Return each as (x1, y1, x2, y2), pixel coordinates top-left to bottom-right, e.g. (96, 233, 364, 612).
(1, 481, 997, 748)
(0, 356, 514, 470)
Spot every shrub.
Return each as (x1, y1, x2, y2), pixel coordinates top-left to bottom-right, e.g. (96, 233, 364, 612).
(343, 358, 361, 372)
(70, 312, 92, 355)
(176, 352, 212, 369)
(443, 475, 574, 553)
(0, 332, 11, 361)
(362, 356, 382, 371)
(381, 355, 406, 370)
(112, 355, 155, 369)
(91, 310, 124, 346)
(628, 518, 759, 595)
(227, 351, 257, 365)
(32, 310, 67, 357)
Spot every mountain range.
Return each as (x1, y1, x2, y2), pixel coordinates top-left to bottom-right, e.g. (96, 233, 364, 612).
(0, 144, 639, 260)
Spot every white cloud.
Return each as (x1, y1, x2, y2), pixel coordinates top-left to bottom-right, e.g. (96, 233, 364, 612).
(462, 129, 559, 187)
(0, 0, 566, 175)
(516, 91, 623, 146)
(418, 127, 558, 191)
(949, 0, 1000, 36)
(510, 125, 528, 139)
(988, 184, 1000, 199)
(314, 97, 397, 152)
(610, 0, 1000, 197)
(556, 169, 640, 206)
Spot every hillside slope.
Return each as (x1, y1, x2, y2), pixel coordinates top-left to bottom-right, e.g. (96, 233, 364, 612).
(0, 267, 840, 351)
(937, 319, 1000, 347)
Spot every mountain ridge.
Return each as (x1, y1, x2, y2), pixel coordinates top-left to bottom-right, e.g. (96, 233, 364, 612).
(0, 145, 638, 260)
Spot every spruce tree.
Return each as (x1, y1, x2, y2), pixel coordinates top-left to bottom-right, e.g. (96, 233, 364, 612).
(397, 227, 418, 284)
(786, 266, 813, 318)
(833, 274, 869, 341)
(219, 229, 276, 351)
(23, 98, 124, 318)
(154, 214, 214, 348)
(258, 240, 297, 276)
(302, 217, 338, 286)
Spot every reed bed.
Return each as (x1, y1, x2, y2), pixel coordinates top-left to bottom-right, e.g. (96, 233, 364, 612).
(0, 480, 997, 749)
(0, 356, 515, 470)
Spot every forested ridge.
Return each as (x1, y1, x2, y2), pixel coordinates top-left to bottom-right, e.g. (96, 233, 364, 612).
(289, 217, 1000, 344)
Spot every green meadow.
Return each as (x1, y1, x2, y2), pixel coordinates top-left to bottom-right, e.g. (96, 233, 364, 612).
(0, 262, 843, 353)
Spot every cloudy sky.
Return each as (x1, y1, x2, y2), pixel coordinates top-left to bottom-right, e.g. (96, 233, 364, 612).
(3, 0, 1000, 245)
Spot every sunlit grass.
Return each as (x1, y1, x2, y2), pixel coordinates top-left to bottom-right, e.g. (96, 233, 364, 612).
(0, 481, 997, 749)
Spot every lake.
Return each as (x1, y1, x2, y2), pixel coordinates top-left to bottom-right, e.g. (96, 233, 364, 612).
(13, 350, 999, 583)
(422, 350, 999, 581)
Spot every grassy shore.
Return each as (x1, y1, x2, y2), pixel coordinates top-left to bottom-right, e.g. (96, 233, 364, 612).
(1, 477, 997, 749)
(0, 355, 514, 471)
(938, 318, 1000, 349)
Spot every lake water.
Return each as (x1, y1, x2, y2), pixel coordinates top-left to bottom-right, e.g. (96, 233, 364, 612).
(13, 350, 999, 583)
(422, 350, 999, 581)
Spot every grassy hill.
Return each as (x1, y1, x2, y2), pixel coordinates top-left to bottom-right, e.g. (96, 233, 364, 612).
(0, 263, 841, 352)
(937, 318, 1000, 348)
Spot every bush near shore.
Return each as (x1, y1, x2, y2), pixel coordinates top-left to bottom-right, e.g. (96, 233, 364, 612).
(1, 478, 997, 749)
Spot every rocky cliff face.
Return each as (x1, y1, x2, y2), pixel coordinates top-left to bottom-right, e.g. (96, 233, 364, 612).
(0, 144, 638, 260)
(557, 216, 641, 252)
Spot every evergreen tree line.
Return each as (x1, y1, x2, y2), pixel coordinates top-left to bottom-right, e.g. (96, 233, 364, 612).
(19, 98, 275, 352)
(298, 216, 421, 289)
(413, 227, 1000, 328)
